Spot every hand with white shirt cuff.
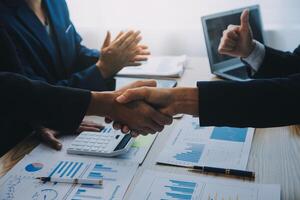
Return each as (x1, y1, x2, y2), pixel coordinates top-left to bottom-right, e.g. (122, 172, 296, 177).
(218, 9, 266, 73)
(242, 40, 265, 73)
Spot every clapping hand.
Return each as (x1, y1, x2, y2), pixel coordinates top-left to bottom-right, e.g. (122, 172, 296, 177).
(96, 31, 150, 78)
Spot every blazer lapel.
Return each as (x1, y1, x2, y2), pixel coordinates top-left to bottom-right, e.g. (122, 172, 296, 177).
(16, 3, 56, 63)
(44, 0, 68, 70)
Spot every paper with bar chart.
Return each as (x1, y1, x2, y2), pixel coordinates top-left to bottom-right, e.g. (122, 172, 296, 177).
(0, 154, 138, 200)
(130, 170, 280, 200)
(157, 115, 254, 169)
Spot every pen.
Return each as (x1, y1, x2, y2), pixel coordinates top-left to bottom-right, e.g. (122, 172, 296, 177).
(36, 177, 103, 185)
(188, 166, 255, 179)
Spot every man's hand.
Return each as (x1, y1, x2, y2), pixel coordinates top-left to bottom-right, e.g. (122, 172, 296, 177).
(117, 87, 199, 116)
(35, 121, 103, 150)
(96, 31, 150, 78)
(114, 87, 199, 135)
(218, 9, 256, 58)
(117, 87, 177, 115)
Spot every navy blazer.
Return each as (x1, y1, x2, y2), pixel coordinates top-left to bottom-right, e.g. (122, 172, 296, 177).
(197, 45, 300, 128)
(0, 22, 91, 155)
(0, 0, 115, 91)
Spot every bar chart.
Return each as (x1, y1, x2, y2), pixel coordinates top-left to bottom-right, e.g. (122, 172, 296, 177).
(173, 143, 204, 163)
(48, 161, 85, 179)
(165, 179, 197, 200)
(68, 161, 138, 200)
(157, 115, 254, 169)
(87, 164, 118, 181)
(210, 127, 248, 142)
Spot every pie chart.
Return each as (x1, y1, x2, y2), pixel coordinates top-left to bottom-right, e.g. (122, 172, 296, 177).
(25, 163, 44, 172)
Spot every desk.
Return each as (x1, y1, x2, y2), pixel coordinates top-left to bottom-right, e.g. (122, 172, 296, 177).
(1, 57, 300, 200)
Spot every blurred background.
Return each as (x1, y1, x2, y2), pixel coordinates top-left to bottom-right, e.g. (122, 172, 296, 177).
(66, 0, 300, 56)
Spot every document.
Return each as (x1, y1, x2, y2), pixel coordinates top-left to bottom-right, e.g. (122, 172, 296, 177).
(117, 55, 187, 78)
(130, 170, 280, 200)
(116, 77, 177, 89)
(0, 154, 138, 200)
(29, 127, 157, 165)
(157, 115, 254, 170)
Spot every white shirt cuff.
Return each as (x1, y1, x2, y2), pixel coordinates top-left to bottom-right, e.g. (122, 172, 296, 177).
(242, 40, 266, 73)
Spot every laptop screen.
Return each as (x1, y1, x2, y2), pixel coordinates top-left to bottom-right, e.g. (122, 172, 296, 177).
(202, 5, 264, 67)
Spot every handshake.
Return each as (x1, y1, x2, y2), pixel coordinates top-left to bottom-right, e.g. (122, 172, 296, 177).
(87, 80, 199, 137)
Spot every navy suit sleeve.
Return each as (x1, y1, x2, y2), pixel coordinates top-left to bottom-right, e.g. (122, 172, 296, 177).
(253, 46, 300, 78)
(0, 72, 91, 132)
(55, 64, 115, 92)
(197, 73, 300, 128)
(58, 27, 116, 91)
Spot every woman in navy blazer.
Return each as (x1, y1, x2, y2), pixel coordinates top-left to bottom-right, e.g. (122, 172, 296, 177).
(0, 0, 149, 91)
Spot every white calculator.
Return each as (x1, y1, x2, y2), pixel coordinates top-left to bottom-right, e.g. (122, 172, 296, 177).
(67, 127, 134, 157)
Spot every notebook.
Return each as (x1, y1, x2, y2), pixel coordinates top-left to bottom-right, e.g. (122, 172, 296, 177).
(117, 55, 187, 78)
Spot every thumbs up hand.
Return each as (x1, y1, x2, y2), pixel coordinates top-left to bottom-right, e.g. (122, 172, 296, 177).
(218, 9, 256, 58)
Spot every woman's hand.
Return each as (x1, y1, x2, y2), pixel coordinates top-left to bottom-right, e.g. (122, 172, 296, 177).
(96, 31, 150, 78)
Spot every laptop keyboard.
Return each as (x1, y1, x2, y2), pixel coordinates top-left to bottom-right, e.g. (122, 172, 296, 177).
(224, 67, 249, 79)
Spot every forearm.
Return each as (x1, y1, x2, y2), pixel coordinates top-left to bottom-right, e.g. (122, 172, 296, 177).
(171, 87, 199, 116)
(87, 92, 116, 116)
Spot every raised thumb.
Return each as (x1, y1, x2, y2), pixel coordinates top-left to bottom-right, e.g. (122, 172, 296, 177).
(240, 9, 250, 31)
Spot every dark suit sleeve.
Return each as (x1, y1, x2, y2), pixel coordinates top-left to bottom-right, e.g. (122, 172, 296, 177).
(197, 73, 300, 128)
(0, 72, 91, 132)
(58, 23, 116, 91)
(55, 64, 116, 92)
(253, 46, 300, 78)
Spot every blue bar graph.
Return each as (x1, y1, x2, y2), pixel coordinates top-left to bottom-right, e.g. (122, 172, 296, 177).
(60, 162, 73, 177)
(164, 179, 196, 200)
(210, 127, 248, 142)
(71, 163, 83, 178)
(87, 164, 117, 181)
(49, 161, 83, 178)
(93, 164, 117, 172)
(169, 180, 196, 188)
(73, 188, 102, 200)
(67, 162, 79, 177)
(101, 127, 112, 134)
(174, 143, 204, 163)
(88, 172, 103, 179)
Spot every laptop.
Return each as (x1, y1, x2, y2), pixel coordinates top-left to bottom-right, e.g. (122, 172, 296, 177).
(201, 5, 264, 81)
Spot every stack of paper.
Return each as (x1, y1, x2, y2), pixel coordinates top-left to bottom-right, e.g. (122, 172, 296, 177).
(117, 55, 187, 78)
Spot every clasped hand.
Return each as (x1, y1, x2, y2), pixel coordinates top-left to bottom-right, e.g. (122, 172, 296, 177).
(102, 81, 175, 137)
(104, 81, 199, 137)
